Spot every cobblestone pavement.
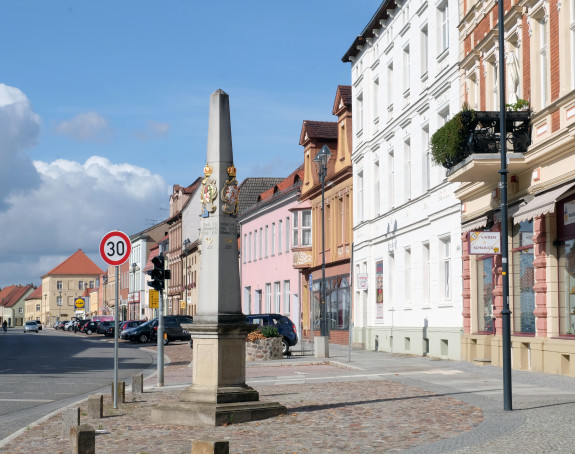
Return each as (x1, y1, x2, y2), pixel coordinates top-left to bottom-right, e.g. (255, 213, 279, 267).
(2, 340, 575, 453)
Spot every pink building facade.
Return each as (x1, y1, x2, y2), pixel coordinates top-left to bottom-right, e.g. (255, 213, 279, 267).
(239, 168, 307, 336)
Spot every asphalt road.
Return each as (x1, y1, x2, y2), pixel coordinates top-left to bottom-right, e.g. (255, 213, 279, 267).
(0, 327, 155, 442)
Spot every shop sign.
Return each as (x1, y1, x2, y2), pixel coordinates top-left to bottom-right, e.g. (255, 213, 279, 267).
(357, 273, 368, 290)
(564, 202, 575, 226)
(469, 231, 501, 255)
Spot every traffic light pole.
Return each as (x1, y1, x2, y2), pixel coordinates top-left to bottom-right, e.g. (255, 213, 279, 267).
(157, 243, 165, 387)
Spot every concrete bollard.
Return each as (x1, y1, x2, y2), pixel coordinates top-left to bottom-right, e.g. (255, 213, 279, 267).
(191, 439, 229, 454)
(87, 395, 103, 419)
(61, 407, 80, 439)
(70, 424, 96, 454)
(111, 380, 126, 403)
(132, 373, 144, 394)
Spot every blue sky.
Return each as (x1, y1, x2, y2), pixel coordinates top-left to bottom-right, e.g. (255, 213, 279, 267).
(0, 1, 381, 287)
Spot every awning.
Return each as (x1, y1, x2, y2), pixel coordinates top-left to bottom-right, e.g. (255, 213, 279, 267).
(461, 216, 489, 233)
(494, 202, 523, 223)
(513, 182, 575, 224)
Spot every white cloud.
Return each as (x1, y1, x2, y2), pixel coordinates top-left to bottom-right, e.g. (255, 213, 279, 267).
(134, 121, 171, 141)
(55, 112, 111, 142)
(0, 84, 42, 210)
(0, 156, 168, 287)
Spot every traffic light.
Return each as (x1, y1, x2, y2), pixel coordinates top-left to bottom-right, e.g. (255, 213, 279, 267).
(147, 254, 171, 291)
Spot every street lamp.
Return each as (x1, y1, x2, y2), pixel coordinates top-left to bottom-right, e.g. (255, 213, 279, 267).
(313, 144, 332, 338)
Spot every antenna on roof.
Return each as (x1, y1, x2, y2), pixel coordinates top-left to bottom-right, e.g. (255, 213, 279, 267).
(145, 219, 158, 226)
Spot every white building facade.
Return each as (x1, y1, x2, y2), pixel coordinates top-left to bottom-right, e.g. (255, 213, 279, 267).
(343, 0, 463, 359)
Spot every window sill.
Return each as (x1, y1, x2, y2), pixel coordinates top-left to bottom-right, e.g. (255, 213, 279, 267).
(436, 48, 449, 64)
(552, 335, 575, 339)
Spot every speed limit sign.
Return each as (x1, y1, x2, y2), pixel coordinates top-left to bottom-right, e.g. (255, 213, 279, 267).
(100, 231, 132, 266)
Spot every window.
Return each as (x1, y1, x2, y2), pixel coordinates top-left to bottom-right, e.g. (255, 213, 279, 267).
(389, 252, 395, 306)
(271, 223, 276, 255)
(376, 260, 384, 319)
(405, 248, 411, 305)
(403, 45, 410, 94)
(374, 161, 380, 216)
(538, 16, 548, 108)
(422, 242, 430, 303)
(36, 304, 40, 311)
(477, 256, 495, 333)
(387, 62, 394, 108)
(512, 221, 534, 333)
(243, 287, 251, 314)
(259, 228, 263, 259)
(388, 150, 395, 209)
(283, 280, 291, 313)
(558, 239, 575, 334)
(404, 139, 411, 201)
(278, 220, 282, 254)
(253, 230, 257, 260)
(89, 281, 94, 288)
(265, 283, 272, 312)
(57, 281, 63, 290)
(373, 78, 379, 119)
(248, 232, 252, 262)
(274, 282, 281, 312)
(243, 234, 247, 263)
(440, 237, 451, 299)
(438, 3, 449, 53)
(78, 281, 84, 290)
(357, 171, 364, 221)
(301, 210, 312, 246)
(285, 217, 290, 252)
(19, 307, 23, 314)
(57, 296, 62, 306)
(421, 25, 429, 76)
(339, 197, 346, 244)
(265, 226, 269, 257)
(356, 93, 364, 132)
(422, 125, 431, 191)
(292, 212, 299, 247)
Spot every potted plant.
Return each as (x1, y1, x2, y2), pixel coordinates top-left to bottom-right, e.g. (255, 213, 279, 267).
(246, 326, 283, 360)
(431, 106, 478, 168)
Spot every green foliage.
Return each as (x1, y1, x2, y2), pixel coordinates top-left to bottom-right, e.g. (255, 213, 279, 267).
(505, 98, 529, 111)
(430, 106, 477, 168)
(259, 325, 280, 338)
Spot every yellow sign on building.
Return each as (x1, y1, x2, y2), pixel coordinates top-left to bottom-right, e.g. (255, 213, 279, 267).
(149, 290, 159, 309)
(74, 298, 85, 309)
(180, 300, 186, 309)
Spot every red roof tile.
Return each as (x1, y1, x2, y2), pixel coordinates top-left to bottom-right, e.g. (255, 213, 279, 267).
(0, 284, 34, 307)
(25, 286, 42, 300)
(42, 249, 104, 278)
(299, 121, 338, 145)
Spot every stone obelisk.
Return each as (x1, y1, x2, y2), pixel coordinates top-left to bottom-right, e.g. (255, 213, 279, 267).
(151, 89, 286, 426)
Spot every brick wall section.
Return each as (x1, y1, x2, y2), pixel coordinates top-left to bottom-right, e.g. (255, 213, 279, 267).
(480, 56, 486, 110)
(552, 110, 560, 133)
(522, 15, 531, 102)
(550, 0, 560, 102)
(533, 215, 548, 337)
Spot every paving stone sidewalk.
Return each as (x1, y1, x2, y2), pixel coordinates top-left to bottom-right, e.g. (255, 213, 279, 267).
(2, 342, 575, 453)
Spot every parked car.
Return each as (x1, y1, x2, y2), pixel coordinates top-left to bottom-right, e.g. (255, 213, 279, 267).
(119, 320, 145, 340)
(56, 320, 68, 330)
(126, 316, 193, 344)
(35, 320, 42, 330)
(81, 321, 100, 335)
(24, 321, 39, 333)
(76, 319, 91, 331)
(245, 314, 298, 354)
(96, 321, 115, 336)
(64, 320, 75, 331)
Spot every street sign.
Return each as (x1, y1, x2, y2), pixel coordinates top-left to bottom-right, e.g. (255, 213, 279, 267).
(100, 231, 132, 266)
(149, 289, 159, 309)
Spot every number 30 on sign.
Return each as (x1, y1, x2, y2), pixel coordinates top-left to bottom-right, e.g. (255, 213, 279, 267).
(100, 231, 132, 266)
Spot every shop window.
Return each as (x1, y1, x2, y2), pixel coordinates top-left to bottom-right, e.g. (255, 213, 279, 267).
(376, 260, 384, 319)
(311, 274, 350, 330)
(559, 239, 575, 335)
(477, 256, 495, 333)
(512, 220, 535, 334)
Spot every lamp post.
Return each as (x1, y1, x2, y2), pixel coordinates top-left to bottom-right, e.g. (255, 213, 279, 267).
(313, 144, 332, 338)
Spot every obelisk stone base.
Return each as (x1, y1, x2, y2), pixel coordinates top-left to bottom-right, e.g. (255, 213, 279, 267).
(151, 324, 287, 426)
